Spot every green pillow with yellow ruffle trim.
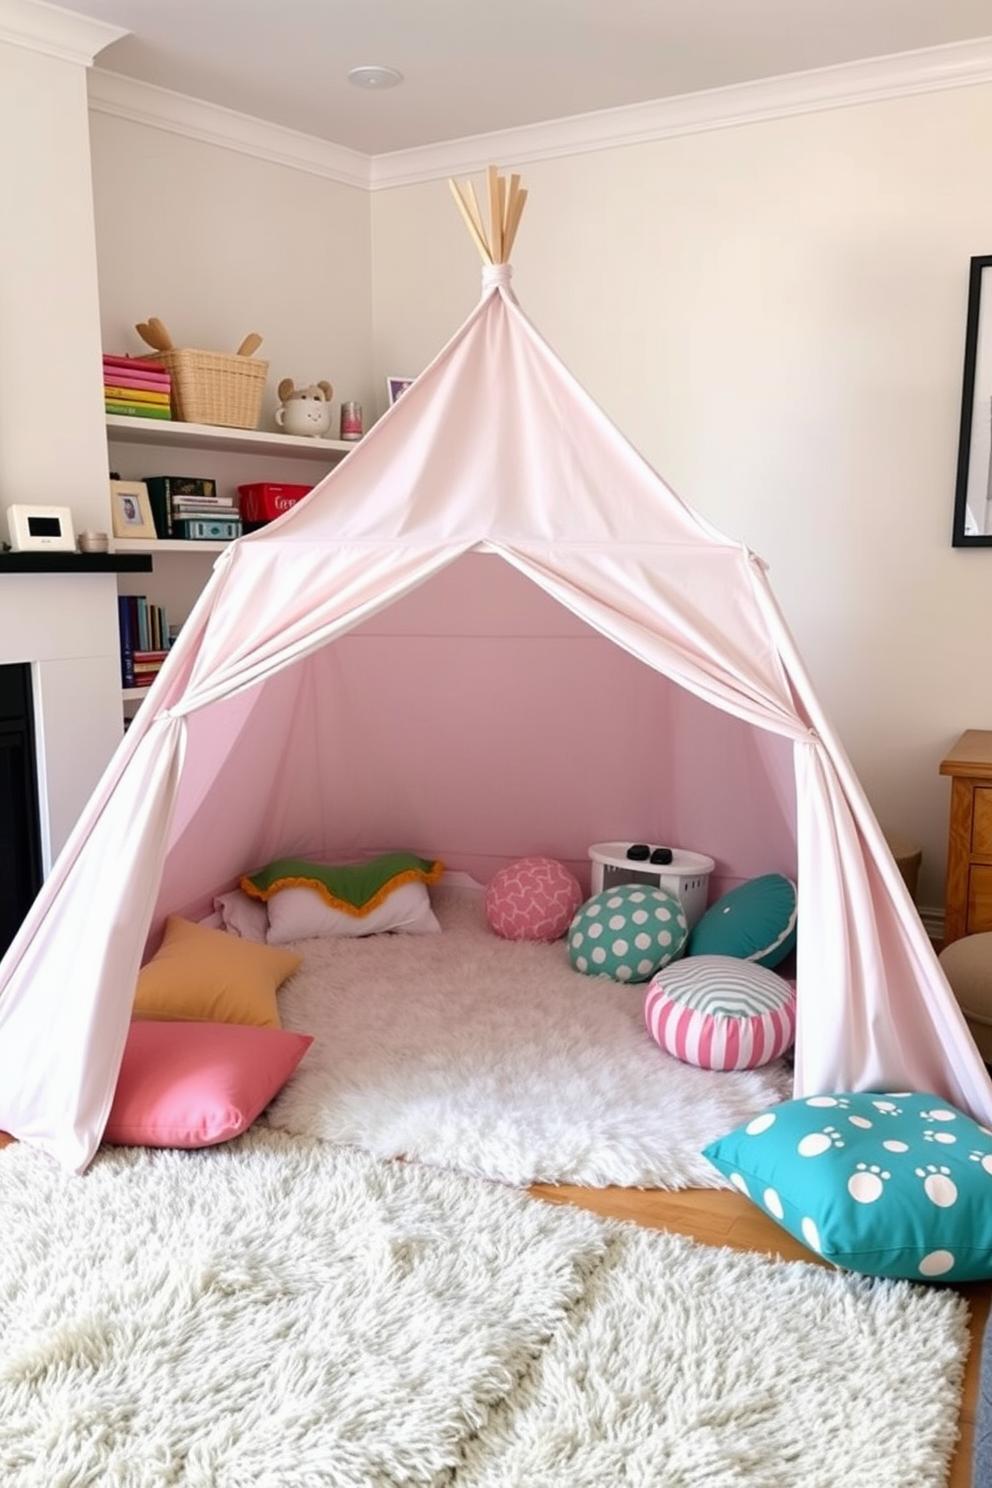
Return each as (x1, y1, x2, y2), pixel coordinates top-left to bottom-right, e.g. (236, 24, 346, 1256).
(241, 851, 444, 919)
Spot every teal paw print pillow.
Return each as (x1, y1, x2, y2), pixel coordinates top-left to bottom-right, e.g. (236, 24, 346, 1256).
(703, 1091, 992, 1282)
(568, 884, 687, 983)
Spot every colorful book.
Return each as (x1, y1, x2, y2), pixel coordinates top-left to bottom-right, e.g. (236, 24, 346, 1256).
(102, 360, 170, 379)
(104, 386, 171, 405)
(171, 498, 236, 514)
(103, 353, 169, 374)
(117, 596, 135, 688)
(174, 517, 242, 542)
(105, 401, 173, 420)
(103, 373, 171, 393)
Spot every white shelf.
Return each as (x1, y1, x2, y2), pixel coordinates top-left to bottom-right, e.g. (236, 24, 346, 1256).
(106, 414, 356, 462)
(112, 537, 231, 555)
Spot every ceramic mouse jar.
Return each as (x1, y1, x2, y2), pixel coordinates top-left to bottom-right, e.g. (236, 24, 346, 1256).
(275, 379, 334, 437)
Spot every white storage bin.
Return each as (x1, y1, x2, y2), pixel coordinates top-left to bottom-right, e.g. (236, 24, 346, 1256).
(588, 842, 715, 929)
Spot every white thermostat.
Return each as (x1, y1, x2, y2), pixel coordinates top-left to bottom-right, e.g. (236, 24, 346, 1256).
(5, 504, 76, 553)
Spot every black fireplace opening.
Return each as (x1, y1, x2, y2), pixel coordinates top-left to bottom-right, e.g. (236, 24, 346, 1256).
(0, 665, 43, 958)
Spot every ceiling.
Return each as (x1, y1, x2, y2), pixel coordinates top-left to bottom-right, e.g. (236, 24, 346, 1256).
(64, 0, 992, 157)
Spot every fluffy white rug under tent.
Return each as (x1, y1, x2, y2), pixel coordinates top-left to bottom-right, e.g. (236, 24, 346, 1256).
(0, 1128, 968, 1488)
(266, 884, 791, 1187)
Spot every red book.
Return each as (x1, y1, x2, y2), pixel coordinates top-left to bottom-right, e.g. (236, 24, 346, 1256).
(103, 353, 169, 374)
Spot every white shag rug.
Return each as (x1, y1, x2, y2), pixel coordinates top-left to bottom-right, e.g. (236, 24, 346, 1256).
(266, 885, 794, 1187)
(0, 1129, 969, 1488)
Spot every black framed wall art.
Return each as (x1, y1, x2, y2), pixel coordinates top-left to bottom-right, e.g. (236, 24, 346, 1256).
(953, 254, 992, 546)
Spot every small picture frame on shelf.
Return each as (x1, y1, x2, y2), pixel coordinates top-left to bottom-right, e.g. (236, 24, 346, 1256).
(109, 479, 157, 540)
(386, 375, 414, 406)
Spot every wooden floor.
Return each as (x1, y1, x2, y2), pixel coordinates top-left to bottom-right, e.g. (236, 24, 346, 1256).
(529, 1180, 988, 1488)
(0, 1132, 982, 1483)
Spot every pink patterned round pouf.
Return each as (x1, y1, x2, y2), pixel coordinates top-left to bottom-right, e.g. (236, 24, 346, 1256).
(485, 857, 584, 942)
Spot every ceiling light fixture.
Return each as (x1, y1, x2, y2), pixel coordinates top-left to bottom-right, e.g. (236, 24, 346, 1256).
(347, 65, 404, 90)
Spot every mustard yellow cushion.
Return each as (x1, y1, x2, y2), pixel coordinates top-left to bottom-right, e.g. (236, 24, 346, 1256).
(133, 916, 302, 1029)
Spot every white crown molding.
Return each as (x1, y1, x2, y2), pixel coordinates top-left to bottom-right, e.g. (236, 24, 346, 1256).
(89, 34, 992, 193)
(88, 70, 371, 189)
(0, 0, 125, 66)
(372, 35, 992, 188)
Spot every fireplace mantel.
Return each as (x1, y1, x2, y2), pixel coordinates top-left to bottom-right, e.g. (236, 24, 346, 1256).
(0, 553, 151, 574)
(0, 567, 136, 877)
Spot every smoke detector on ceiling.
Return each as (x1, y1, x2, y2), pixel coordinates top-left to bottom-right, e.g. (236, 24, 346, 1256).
(347, 65, 404, 90)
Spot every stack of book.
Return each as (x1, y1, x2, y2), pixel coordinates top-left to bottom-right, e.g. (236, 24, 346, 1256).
(103, 354, 172, 421)
(131, 649, 170, 690)
(144, 475, 242, 541)
(117, 595, 172, 688)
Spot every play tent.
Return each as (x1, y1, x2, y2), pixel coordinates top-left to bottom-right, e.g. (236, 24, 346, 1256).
(1, 170, 990, 1173)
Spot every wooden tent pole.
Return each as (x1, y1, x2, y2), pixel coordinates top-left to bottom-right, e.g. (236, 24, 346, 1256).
(449, 166, 528, 265)
(448, 180, 492, 263)
(486, 165, 503, 263)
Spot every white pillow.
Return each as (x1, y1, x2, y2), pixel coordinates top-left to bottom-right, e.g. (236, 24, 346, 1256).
(265, 879, 441, 944)
(214, 889, 270, 943)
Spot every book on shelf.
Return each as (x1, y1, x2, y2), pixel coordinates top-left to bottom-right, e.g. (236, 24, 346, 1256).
(132, 648, 169, 687)
(117, 596, 135, 688)
(105, 400, 172, 420)
(144, 475, 218, 538)
(120, 607, 175, 691)
(103, 385, 171, 406)
(103, 353, 169, 375)
(171, 498, 237, 516)
(102, 367, 171, 391)
(174, 517, 243, 542)
(145, 476, 217, 499)
(121, 596, 170, 656)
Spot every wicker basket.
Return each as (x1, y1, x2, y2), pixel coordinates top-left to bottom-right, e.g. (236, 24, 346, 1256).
(142, 347, 268, 429)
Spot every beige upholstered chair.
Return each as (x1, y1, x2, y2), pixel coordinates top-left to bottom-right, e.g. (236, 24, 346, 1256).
(939, 934, 992, 1063)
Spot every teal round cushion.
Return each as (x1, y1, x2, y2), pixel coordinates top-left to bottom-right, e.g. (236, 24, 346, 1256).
(686, 873, 797, 968)
(568, 884, 688, 983)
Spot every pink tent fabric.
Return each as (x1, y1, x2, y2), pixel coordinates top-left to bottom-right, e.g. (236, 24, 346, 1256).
(1, 261, 989, 1172)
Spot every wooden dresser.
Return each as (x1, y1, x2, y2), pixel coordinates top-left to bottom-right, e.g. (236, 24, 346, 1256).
(939, 729, 992, 945)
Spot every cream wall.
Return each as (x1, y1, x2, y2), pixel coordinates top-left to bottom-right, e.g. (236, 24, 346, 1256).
(89, 115, 374, 431)
(370, 85, 992, 916)
(0, 14, 129, 867)
(0, 32, 109, 529)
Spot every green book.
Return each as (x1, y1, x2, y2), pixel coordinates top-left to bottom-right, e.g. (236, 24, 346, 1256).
(105, 400, 172, 420)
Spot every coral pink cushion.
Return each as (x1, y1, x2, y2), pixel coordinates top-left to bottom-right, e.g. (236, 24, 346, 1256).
(104, 1020, 313, 1149)
(485, 856, 584, 942)
(644, 955, 796, 1070)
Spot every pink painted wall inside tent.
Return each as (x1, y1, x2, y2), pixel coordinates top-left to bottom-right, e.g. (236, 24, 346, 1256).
(153, 553, 797, 941)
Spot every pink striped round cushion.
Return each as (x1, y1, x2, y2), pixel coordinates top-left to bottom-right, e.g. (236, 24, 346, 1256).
(644, 955, 796, 1070)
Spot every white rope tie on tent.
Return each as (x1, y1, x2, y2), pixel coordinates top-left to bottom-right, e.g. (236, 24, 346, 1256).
(483, 262, 513, 291)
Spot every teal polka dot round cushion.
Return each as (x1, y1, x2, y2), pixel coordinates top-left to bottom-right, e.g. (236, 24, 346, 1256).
(568, 884, 687, 983)
(703, 1090, 992, 1282)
